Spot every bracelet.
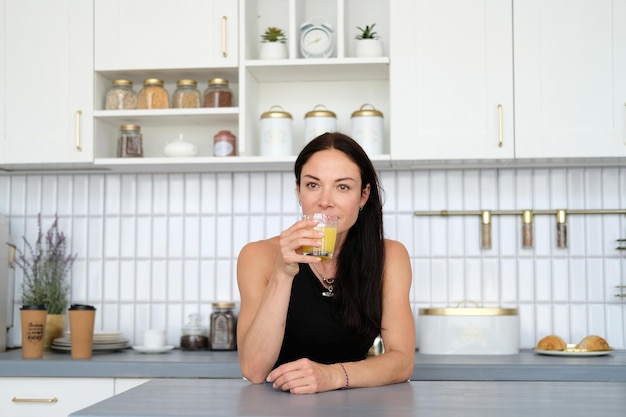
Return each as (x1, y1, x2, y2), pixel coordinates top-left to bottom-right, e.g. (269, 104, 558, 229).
(338, 362, 349, 390)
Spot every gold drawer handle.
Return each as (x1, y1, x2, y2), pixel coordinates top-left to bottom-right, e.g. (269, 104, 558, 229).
(12, 397, 59, 403)
(75, 109, 83, 151)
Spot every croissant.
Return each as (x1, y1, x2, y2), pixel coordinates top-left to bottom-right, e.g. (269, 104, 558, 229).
(536, 335, 567, 350)
(575, 335, 610, 351)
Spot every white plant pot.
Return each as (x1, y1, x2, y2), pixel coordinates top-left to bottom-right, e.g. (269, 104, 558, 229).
(355, 39, 384, 58)
(259, 42, 287, 60)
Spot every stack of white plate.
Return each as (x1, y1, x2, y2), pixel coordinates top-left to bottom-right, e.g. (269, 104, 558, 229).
(51, 331, 129, 352)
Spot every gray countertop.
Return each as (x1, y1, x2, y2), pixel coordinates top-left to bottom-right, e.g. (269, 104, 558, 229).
(71, 378, 626, 417)
(1, 348, 626, 381)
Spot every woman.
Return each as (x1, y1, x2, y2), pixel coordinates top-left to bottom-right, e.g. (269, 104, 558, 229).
(237, 132, 415, 394)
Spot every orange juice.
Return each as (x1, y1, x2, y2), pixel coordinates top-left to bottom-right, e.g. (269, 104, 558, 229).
(302, 214, 338, 261)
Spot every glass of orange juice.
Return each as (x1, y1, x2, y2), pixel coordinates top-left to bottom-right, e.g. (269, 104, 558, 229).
(301, 213, 338, 261)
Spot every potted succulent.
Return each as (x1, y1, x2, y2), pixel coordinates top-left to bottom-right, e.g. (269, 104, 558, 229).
(10, 214, 77, 348)
(355, 23, 384, 57)
(259, 26, 288, 60)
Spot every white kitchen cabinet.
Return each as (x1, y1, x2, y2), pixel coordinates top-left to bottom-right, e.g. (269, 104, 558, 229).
(91, 0, 392, 171)
(0, 0, 93, 165)
(0, 377, 113, 417)
(95, 0, 238, 71)
(390, 0, 514, 162)
(513, 0, 626, 158)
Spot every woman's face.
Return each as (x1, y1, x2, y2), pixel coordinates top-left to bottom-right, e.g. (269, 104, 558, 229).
(296, 149, 370, 235)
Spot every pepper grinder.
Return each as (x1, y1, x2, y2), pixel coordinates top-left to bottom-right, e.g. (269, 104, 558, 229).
(556, 209, 567, 248)
(481, 210, 492, 249)
(522, 210, 534, 249)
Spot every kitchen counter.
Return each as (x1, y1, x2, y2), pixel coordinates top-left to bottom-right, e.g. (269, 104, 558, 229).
(71, 378, 626, 417)
(1, 348, 625, 381)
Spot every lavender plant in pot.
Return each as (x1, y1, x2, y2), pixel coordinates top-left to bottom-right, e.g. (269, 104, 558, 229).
(10, 214, 77, 349)
(259, 26, 288, 60)
(355, 23, 384, 57)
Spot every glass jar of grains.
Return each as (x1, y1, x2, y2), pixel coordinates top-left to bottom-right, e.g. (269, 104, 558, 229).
(180, 313, 208, 350)
(117, 124, 143, 157)
(209, 302, 236, 351)
(203, 78, 233, 108)
(172, 79, 201, 108)
(138, 78, 169, 109)
(105, 79, 138, 110)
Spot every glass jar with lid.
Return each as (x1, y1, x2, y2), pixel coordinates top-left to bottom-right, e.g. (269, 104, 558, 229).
(138, 78, 169, 109)
(180, 313, 208, 350)
(203, 78, 233, 108)
(105, 79, 138, 110)
(117, 124, 143, 158)
(172, 79, 201, 108)
(209, 302, 236, 351)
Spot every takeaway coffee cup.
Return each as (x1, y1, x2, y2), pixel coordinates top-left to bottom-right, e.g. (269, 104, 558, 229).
(69, 304, 96, 359)
(20, 305, 47, 359)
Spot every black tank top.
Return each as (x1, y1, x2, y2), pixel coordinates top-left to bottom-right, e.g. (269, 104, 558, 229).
(274, 264, 374, 367)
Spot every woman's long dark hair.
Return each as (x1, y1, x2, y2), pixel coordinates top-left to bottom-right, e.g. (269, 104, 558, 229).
(295, 132, 384, 340)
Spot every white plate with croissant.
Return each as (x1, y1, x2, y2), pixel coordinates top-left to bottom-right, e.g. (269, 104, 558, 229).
(534, 335, 613, 356)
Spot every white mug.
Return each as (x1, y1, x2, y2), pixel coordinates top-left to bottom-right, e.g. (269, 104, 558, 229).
(143, 329, 165, 349)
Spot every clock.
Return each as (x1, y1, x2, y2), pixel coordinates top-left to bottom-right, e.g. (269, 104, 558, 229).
(299, 17, 335, 58)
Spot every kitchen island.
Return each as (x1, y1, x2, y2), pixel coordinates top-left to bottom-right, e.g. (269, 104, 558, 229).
(1, 348, 625, 381)
(71, 378, 626, 417)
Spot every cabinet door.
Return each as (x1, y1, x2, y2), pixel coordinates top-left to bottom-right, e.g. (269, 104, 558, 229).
(390, 0, 514, 161)
(95, 0, 238, 71)
(1, 0, 93, 164)
(0, 377, 113, 417)
(514, 0, 626, 158)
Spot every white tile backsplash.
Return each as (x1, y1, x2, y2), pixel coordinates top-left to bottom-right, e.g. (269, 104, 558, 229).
(2, 167, 626, 350)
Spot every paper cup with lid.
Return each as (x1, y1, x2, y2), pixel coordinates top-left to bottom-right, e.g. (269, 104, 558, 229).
(350, 103, 384, 156)
(260, 105, 293, 156)
(304, 105, 337, 142)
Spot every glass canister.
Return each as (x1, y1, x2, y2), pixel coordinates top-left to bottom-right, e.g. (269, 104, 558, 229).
(350, 103, 384, 156)
(172, 79, 201, 108)
(260, 105, 293, 157)
(180, 313, 208, 350)
(213, 130, 236, 157)
(203, 78, 233, 107)
(209, 302, 236, 351)
(138, 78, 169, 109)
(105, 79, 138, 110)
(117, 124, 143, 157)
(304, 104, 337, 142)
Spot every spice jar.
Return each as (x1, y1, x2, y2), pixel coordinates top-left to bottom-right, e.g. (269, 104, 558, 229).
(203, 78, 233, 107)
(138, 78, 169, 109)
(180, 313, 208, 350)
(117, 124, 143, 158)
(213, 130, 236, 157)
(209, 302, 236, 351)
(105, 79, 138, 110)
(350, 103, 384, 156)
(304, 104, 337, 142)
(260, 105, 293, 157)
(172, 79, 201, 108)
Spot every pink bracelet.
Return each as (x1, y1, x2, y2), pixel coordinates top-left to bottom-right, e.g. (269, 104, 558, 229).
(338, 362, 349, 389)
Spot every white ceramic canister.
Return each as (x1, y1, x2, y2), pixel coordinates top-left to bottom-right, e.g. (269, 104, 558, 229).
(304, 104, 337, 142)
(350, 103, 384, 156)
(418, 306, 520, 355)
(260, 105, 293, 156)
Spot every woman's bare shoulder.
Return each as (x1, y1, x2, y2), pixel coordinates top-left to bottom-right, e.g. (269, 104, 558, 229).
(383, 238, 410, 258)
(239, 236, 280, 261)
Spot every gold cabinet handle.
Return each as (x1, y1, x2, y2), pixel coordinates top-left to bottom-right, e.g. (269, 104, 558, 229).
(75, 109, 83, 151)
(221, 16, 228, 58)
(12, 397, 59, 403)
(497, 104, 503, 147)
